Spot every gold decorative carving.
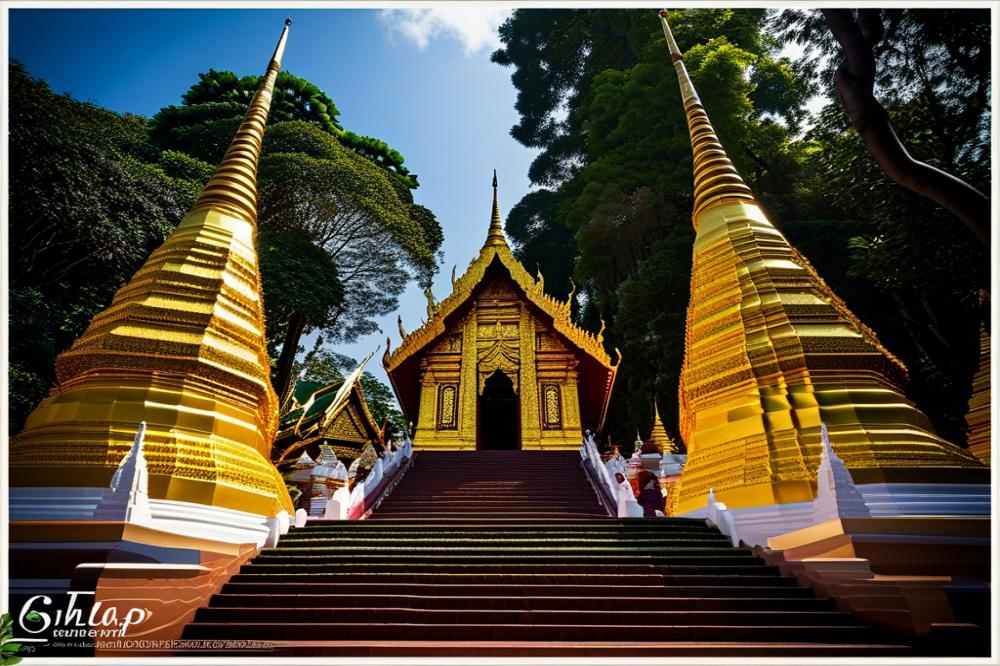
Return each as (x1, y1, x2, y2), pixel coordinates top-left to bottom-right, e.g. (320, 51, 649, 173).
(437, 384, 458, 430)
(965, 324, 990, 464)
(323, 407, 368, 444)
(477, 341, 519, 394)
(542, 384, 562, 429)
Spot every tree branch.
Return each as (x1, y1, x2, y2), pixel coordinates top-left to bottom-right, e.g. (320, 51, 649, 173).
(822, 8, 990, 248)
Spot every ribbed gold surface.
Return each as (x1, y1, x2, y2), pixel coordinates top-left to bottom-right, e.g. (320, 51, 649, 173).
(11, 22, 294, 517)
(965, 325, 991, 464)
(485, 169, 506, 247)
(650, 402, 680, 455)
(658, 11, 984, 515)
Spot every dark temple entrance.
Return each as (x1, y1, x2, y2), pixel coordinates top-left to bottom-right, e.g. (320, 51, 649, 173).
(478, 369, 520, 450)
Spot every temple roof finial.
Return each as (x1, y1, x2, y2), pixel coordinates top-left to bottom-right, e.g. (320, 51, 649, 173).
(486, 169, 506, 246)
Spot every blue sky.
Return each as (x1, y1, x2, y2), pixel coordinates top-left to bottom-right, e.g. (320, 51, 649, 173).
(9, 7, 535, 387)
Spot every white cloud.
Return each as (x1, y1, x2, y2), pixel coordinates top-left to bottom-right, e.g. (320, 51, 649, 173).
(380, 7, 512, 55)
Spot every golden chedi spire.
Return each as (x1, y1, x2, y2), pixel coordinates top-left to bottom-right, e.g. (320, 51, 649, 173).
(658, 10, 983, 515)
(485, 168, 507, 246)
(11, 19, 296, 518)
(649, 400, 680, 455)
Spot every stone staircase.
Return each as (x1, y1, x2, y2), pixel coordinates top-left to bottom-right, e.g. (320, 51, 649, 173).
(182, 450, 910, 656)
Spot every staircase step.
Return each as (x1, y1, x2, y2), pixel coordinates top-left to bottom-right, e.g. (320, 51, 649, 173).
(219, 582, 820, 598)
(183, 622, 881, 643)
(242, 563, 775, 574)
(227, 572, 797, 586)
(208, 593, 835, 612)
(245, 560, 767, 572)
(181, 450, 906, 656)
(370, 513, 613, 519)
(193, 607, 859, 627)
(270, 538, 734, 548)
(282, 532, 725, 541)
(248, 546, 750, 557)
(202, 640, 910, 657)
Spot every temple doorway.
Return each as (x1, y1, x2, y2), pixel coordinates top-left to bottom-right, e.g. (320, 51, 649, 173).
(478, 369, 520, 450)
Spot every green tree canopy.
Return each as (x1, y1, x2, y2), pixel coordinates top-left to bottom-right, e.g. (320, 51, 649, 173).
(257, 121, 440, 390)
(8, 61, 206, 432)
(149, 69, 418, 188)
(493, 7, 988, 449)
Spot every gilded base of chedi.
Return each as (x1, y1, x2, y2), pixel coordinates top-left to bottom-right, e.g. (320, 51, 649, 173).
(673, 200, 984, 515)
(10, 207, 292, 518)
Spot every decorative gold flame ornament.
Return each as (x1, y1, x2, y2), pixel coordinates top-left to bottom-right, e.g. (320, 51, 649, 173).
(658, 10, 983, 515)
(384, 173, 619, 450)
(10, 20, 296, 517)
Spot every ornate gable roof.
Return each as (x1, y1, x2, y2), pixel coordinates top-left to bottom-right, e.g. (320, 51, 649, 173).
(383, 175, 620, 432)
(384, 242, 618, 373)
(274, 352, 383, 463)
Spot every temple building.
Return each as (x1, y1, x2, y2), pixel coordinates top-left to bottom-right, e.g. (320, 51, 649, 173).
(10, 20, 294, 526)
(272, 356, 386, 468)
(383, 173, 619, 450)
(658, 12, 986, 516)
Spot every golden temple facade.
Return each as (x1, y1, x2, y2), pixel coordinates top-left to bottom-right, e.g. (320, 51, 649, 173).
(10, 21, 295, 518)
(658, 11, 984, 515)
(383, 175, 618, 450)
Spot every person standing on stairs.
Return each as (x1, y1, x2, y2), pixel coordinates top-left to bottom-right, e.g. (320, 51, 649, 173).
(635, 470, 663, 517)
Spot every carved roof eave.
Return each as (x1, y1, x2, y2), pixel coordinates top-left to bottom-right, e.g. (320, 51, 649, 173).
(383, 243, 621, 374)
(275, 376, 383, 459)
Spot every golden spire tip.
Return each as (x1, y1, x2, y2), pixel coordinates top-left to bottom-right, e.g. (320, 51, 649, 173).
(486, 169, 505, 244)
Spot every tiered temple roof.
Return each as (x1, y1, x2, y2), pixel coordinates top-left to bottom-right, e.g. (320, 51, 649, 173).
(273, 356, 385, 466)
(383, 173, 619, 433)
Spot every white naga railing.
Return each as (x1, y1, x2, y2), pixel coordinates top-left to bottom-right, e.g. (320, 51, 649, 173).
(580, 431, 645, 518)
(296, 437, 414, 525)
(704, 423, 874, 548)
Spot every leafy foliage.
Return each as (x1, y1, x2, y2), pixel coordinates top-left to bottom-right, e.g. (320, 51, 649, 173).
(1, 611, 24, 665)
(494, 8, 989, 448)
(260, 121, 439, 347)
(150, 69, 418, 188)
(258, 228, 345, 361)
(8, 62, 204, 433)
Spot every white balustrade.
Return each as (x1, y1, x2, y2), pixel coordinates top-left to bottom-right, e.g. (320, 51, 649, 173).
(580, 430, 645, 518)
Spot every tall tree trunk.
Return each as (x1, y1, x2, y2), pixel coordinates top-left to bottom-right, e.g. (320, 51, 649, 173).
(822, 8, 990, 248)
(274, 311, 307, 403)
